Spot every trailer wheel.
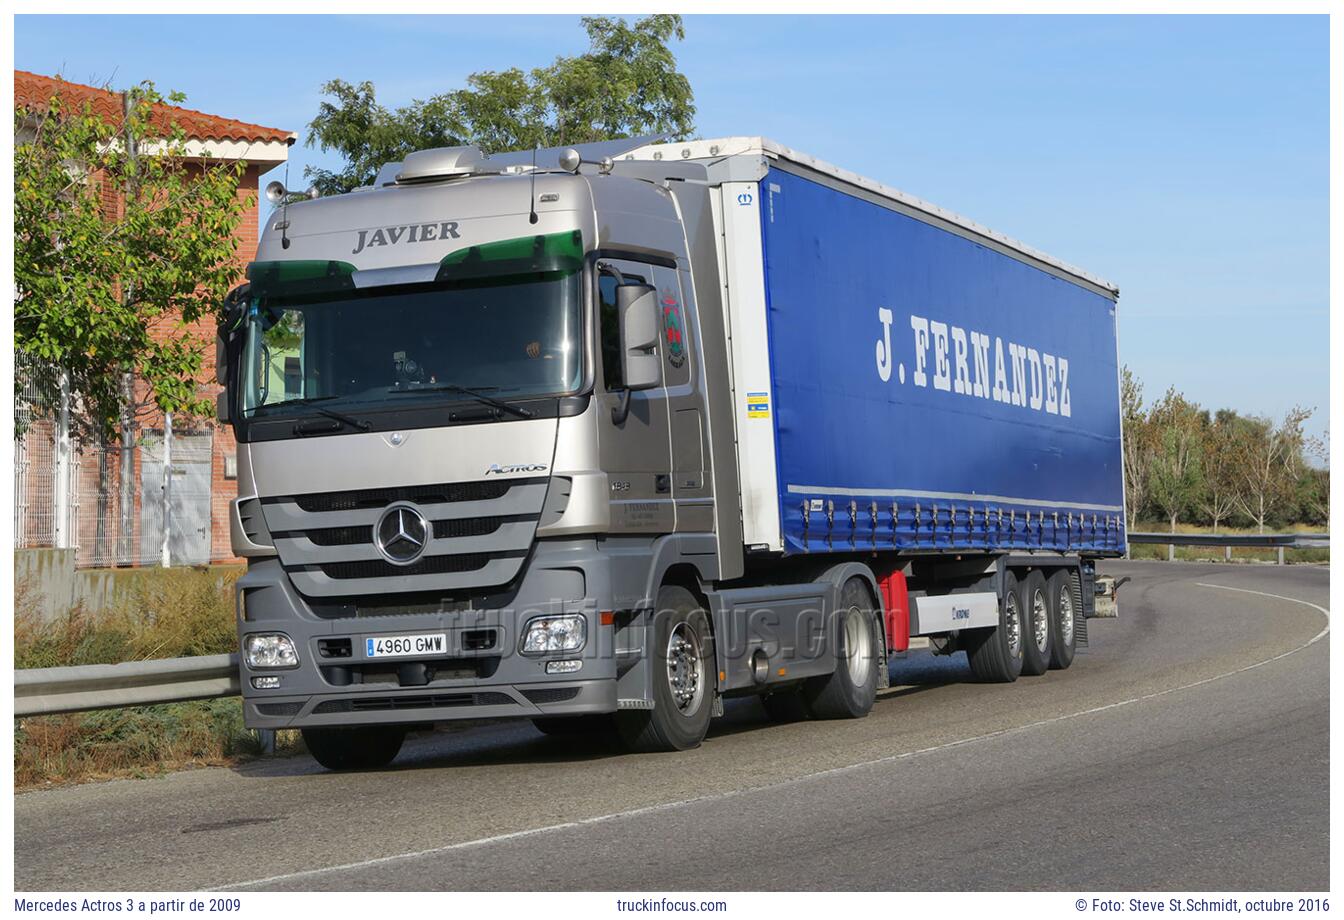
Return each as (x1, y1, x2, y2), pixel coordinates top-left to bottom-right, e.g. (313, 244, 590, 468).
(1020, 570, 1053, 676)
(617, 584, 716, 752)
(965, 571, 1025, 683)
(802, 577, 880, 720)
(302, 726, 406, 771)
(761, 687, 811, 723)
(531, 714, 617, 737)
(1047, 568, 1077, 670)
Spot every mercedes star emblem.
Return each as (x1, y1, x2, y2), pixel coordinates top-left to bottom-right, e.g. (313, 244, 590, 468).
(374, 503, 430, 565)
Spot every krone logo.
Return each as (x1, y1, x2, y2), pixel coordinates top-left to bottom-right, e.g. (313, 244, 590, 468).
(374, 503, 430, 565)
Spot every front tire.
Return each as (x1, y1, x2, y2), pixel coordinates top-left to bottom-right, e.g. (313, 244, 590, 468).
(802, 577, 881, 720)
(1047, 568, 1078, 670)
(965, 570, 1025, 683)
(302, 725, 406, 771)
(1020, 570, 1053, 676)
(617, 584, 716, 752)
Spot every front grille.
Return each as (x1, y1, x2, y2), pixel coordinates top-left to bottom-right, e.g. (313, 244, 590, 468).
(265, 476, 556, 598)
(290, 480, 515, 513)
(312, 691, 514, 714)
(317, 552, 514, 580)
(521, 686, 582, 705)
(302, 516, 504, 547)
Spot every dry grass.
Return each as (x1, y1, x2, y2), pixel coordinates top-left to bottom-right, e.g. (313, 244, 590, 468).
(14, 566, 303, 789)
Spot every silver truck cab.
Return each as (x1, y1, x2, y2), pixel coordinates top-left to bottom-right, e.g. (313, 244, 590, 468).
(220, 139, 749, 765)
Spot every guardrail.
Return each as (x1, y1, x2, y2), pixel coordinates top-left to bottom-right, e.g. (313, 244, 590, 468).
(1127, 532, 1329, 563)
(14, 653, 240, 718)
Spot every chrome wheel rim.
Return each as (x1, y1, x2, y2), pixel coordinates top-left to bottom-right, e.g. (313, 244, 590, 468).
(1004, 592, 1022, 657)
(1059, 584, 1075, 646)
(666, 621, 705, 714)
(1032, 588, 1050, 654)
(841, 606, 873, 684)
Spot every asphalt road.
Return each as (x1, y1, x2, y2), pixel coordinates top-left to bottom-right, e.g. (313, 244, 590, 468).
(14, 561, 1329, 892)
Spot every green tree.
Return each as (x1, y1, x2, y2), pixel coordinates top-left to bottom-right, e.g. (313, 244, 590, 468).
(15, 80, 249, 442)
(1198, 409, 1246, 532)
(1120, 366, 1152, 529)
(1146, 388, 1205, 555)
(1233, 407, 1312, 533)
(305, 14, 696, 195)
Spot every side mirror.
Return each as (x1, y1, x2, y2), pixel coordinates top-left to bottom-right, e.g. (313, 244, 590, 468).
(617, 283, 661, 392)
(217, 283, 250, 386)
(215, 333, 228, 385)
(215, 390, 231, 424)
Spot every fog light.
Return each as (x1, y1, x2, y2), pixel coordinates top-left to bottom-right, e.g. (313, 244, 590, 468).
(521, 615, 586, 654)
(545, 659, 582, 675)
(244, 633, 299, 669)
(252, 675, 281, 689)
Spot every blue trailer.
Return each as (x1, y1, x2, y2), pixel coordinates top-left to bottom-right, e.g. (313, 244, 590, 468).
(760, 166, 1125, 558)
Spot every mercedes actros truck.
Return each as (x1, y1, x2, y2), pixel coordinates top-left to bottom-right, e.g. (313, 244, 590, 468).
(217, 136, 1126, 770)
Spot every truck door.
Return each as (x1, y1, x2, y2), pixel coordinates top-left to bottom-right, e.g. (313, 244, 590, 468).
(658, 264, 713, 532)
(597, 259, 675, 533)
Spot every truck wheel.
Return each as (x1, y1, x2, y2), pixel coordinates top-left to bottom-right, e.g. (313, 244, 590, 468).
(965, 571, 1025, 683)
(761, 687, 810, 723)
(617, 584, 716, 752)
(531, 714, 617, 736)
(302, 726, 406, 771)
(802, 577, 880, 720)
(1020, 570, 1053, 676)
(1047, 568, 1077, 670)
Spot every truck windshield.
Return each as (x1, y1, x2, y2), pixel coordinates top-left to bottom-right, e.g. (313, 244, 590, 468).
(239, 269, 582, 420)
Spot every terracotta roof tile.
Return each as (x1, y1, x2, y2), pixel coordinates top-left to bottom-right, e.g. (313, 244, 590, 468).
(14, 70, 295, 145)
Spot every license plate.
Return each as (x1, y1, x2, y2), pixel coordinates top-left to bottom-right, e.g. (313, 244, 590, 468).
(365, 633, 447, 658)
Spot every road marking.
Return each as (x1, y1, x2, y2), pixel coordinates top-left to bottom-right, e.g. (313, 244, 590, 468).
(213, 580, 1329, 891)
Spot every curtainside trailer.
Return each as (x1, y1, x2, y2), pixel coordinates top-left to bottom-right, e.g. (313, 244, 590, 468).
(217, 135, 1125, 769)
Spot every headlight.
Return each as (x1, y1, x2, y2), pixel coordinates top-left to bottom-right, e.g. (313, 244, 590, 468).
(244, 633, 299, 669)
(521, 615, 587, 655)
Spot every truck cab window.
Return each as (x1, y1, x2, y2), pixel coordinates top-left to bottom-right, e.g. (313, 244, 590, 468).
(599, 272, 622, 392)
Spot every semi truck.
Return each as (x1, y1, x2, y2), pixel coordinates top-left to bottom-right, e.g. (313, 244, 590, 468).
(216, 135, 1126, 770)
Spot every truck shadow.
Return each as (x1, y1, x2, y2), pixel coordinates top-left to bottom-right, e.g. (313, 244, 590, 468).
(229, 653, 978, 778)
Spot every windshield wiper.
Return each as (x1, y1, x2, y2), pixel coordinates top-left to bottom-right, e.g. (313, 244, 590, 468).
(386, 382, 534, 419)
(255, 396, 371, 433)
(306, 406, 371, 431)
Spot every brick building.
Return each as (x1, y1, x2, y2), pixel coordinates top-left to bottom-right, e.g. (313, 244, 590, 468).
(14, 71, 294, 567)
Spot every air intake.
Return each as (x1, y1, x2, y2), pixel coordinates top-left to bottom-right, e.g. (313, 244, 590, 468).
(396, 145, 489, 184)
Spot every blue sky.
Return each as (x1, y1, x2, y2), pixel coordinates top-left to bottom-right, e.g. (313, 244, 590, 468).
(15, 14, 1330, 444)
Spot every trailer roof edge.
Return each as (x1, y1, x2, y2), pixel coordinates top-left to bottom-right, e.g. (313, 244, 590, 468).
(623, 136, 1120, 301)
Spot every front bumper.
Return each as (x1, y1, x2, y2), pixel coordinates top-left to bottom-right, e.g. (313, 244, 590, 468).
(236, 540, 622, 730)
(243, 677, 617, 730)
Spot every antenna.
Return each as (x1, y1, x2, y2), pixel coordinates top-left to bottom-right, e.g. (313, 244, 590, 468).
(528, 144, 539, 225)
(280, 160, 292, 250)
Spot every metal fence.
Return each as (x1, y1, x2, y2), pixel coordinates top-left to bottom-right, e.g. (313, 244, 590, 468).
(1127, 531, 1329, 564)
(14, 353, 227, 568)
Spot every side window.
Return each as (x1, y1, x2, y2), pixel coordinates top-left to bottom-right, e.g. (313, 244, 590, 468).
(598, 271, 622, 392)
